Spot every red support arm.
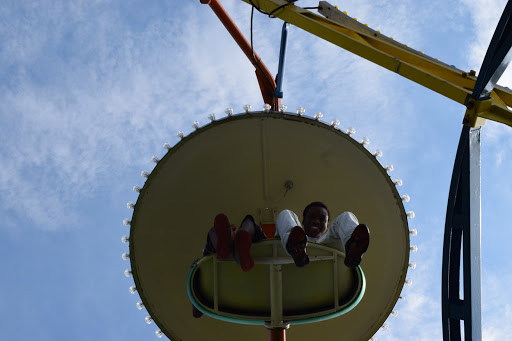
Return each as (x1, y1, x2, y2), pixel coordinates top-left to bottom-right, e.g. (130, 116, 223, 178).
(200, 0, 281, 109)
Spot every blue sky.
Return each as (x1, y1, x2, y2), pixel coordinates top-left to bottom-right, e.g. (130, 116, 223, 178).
(1, 0, 511, 340)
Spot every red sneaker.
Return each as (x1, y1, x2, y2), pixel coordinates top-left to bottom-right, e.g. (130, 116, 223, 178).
(213, 213, 233, 259)
(234, 229, 254, 272)
(286, 226, 309, 268)
(344, 224, 370, 268)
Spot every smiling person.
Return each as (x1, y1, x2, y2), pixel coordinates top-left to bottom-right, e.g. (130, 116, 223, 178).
(275, 202, 370, 268)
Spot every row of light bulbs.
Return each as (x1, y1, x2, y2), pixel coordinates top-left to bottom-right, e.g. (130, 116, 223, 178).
(121, 104, 420, 339)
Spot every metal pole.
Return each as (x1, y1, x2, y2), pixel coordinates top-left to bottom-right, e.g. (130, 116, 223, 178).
(441, 126, 482, 341)
(200, 0, 280, 109)
(268, 328, 286, 341)
(274, 22, 289, 99)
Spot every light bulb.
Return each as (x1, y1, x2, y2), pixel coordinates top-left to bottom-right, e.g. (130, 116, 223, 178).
(407, 210, 415, 219)
(121, 235, 129, 243)
(409, 262, 417, 269)
(331, 119, 340, 127)
(394, 178, 403, 186)
(133, 186, 141, 193)
(409, 228, 418, 236)
(385, 164, 394, 172)
(361, 137, 370, 146)
(243, 104, 252, 113)
(401, 194, 410, 202)
(405, 279, 412, 287)
(156, 330, 163, 338)
(296, 107, 305, 116)
(124, 269, 132, 277)
(381, 324, 389, 331)
(122, 252, 130, 260)
(314, 112, 323, 120)
(145, 316, 153, 324)
(192, 121, 200, 130)
(136, 301, 144, 310)
(163, 142, 171, 150)
(151, 156, 160, 163)
(123, 219, 131, 226)
(279, 104, 287, 113)
(208, 113, 216, 121)
(391, 310, 398, 317)
(346, 127, 355, 136)
(129, 286, 137, 294)
(225, 108, 234, 116)
(263, 103, 271, 112)
(141, 170, 150, 178)
(373, 150, 383, 158)
(177, 131, 184, 139)
(127, 202, 135, 209)
(410, 245, 418, 253)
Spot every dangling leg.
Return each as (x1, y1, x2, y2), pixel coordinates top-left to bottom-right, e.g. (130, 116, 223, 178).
(323, 212, 369, 268)
(275, 210, 309, 267)
(202, 213, 235, 259)
(234, 215, 266, 272)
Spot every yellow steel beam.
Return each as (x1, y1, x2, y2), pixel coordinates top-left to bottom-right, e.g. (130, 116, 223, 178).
(241, 0, 512, 128)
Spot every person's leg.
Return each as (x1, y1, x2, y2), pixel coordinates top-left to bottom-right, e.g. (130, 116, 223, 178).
(202, 213, 235, 259)
(321, 212, 369, 268)
(275, 210, 301, 250)
(234, 215, 265, 272)
(275, 210, 309, 267)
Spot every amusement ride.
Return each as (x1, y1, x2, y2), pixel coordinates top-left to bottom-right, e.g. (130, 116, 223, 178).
(121, 1, 512, 340)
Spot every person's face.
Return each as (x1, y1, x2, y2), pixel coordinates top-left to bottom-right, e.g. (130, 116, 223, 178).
(303, 206, 329, 238)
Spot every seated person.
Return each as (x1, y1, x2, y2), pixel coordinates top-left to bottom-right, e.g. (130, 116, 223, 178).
(202, 202, 370, 270)
(202, 213, 266, 272)
(275, 202, 370, 268)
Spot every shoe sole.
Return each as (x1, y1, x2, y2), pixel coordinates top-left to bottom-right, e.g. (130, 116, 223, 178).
(214, 213, 231, 260)
(235, 230, 254, 272)
(345, 224, 370, 268)
(287, 226, 309, 268)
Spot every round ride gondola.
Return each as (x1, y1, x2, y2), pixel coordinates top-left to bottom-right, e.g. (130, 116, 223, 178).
(124, 109, 413, 340)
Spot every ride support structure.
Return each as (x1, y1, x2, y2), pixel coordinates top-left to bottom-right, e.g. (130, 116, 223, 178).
(200, 0, 282, 110)
(213, 1, 512, 340)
